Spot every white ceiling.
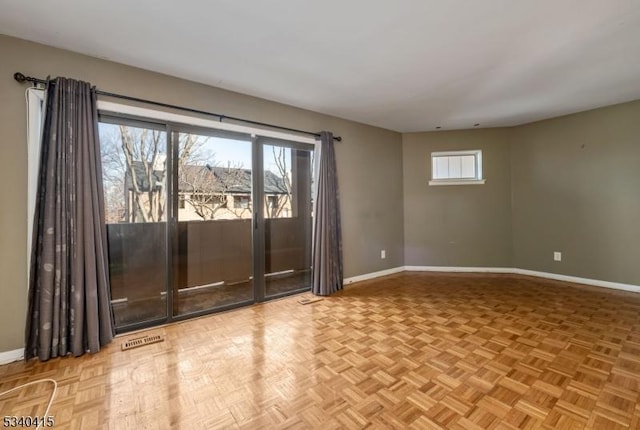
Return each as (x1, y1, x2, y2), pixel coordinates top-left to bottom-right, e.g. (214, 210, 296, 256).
(2, 0, 640, 132)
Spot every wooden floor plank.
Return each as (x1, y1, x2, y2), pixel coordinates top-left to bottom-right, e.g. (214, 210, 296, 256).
(1, 272, 640, 429)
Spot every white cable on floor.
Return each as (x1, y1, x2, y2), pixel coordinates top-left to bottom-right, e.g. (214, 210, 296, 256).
(0, 378, 57, 430)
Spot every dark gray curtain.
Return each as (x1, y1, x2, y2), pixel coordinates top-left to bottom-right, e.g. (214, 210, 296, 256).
(25, 77, 114, 361)
(311, 131, 343, 295)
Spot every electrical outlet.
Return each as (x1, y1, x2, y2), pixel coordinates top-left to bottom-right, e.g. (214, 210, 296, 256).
(381, 250, 386, 259)
(554, 251, 562, 262)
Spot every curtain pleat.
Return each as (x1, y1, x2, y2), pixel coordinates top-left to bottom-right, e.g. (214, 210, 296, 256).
(311, 131, 343, 296)
(25, 77, 114, 361)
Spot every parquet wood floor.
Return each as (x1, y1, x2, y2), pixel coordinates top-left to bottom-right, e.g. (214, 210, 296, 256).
(2, 272, 640, 429)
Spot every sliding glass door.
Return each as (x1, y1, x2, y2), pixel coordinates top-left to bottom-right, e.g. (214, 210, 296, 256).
(99, 116, 315, 331)
(262, 140, 314, 298)
(99, 119, 169, 328)
(173, 129, 254, 316)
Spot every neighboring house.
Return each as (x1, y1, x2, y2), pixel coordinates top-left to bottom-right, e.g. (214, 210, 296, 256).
(178, 164, 291, 220)
(119, 161, 291, 222)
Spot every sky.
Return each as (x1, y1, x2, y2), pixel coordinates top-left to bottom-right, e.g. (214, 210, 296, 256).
(203, 136, 252, 169)
(193, 136, 291, 175)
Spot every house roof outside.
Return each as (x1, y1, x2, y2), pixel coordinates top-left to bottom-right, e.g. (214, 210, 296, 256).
(179, 165, 287, 195)
(124, 161, 165, 193)
(126, 162, 287, 195)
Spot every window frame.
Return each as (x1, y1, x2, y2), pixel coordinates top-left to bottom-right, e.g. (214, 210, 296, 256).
(26, 88, 46, 286)
(429, 149, 485, 186)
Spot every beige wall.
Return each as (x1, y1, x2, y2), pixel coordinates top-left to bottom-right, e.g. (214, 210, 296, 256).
(402, 129, 512, 267)
(511, 100, 640, 285)
(0, 35, 404, 351)
(402, 101, 640, 287)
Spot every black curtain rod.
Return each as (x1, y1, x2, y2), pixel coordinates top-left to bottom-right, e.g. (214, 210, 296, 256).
(13, 72, 342, 142)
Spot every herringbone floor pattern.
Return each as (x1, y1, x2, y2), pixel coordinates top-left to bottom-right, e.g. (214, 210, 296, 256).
(1, 272, 640, 429)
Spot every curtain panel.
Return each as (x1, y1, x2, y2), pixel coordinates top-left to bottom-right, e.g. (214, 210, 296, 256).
(26, 77, 114, 361)
(311, 131, 343, 296)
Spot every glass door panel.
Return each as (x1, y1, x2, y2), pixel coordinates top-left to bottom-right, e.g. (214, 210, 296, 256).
(262, 142, 314, 298)
(174, 131, 254, 316)
(98, 121, 168, 329)
(100, 114, 317, 330)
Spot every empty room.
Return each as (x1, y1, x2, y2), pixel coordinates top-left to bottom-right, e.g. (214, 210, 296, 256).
(1, 1, 639, 429)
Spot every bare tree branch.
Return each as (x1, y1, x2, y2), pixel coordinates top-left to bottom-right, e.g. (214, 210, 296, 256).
(267, 146, 292, 218)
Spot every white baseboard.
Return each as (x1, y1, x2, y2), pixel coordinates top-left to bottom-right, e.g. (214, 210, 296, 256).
(404, 266, 514, 274)
(511, 268, 640, 294)
(0, 348, 24, 365)
(344, 266, 405, 285)
(400, 265, 640, 294)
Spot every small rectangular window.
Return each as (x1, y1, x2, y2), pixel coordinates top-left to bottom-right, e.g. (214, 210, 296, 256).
(429, 150, 485, 185)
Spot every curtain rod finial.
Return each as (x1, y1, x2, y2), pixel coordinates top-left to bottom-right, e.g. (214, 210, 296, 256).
(14, 72, 27, 83)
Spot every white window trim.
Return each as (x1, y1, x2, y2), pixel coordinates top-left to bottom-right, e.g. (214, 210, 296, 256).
(429, 149, 484, 186)
(97, 101, 318, 145)
(27, 88, 46, 285)
(428, 179, 486, 186)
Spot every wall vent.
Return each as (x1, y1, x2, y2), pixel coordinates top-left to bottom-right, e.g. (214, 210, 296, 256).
(121, 334, 164, 351)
